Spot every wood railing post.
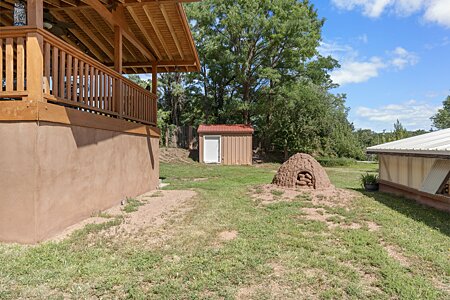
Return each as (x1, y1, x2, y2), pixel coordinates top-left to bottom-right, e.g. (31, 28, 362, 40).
(152, 62, 157, 125)
(26, 32, 44, 102)
(114, 25, 123, 117)
(27, 0, 44, 102)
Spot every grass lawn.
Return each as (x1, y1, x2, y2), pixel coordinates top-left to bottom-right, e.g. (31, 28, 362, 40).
(0, 162, 449, 299)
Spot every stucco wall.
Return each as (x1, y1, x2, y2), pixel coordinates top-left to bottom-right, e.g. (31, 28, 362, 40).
(0, 121, 159, 243)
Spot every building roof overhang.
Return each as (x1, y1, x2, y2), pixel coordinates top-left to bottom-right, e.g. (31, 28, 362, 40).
(0, 0, 201, 74)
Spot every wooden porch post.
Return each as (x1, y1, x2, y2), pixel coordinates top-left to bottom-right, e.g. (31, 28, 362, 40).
(152, 62, 157, 124)
(26, 0, 44, 102)
(114, 25, 123, 117)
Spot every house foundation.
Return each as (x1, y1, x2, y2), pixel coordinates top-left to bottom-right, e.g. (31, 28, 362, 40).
(0, 104, 159, 243)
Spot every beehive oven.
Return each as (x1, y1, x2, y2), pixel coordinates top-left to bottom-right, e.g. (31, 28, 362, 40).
(272, 153, 332, 190)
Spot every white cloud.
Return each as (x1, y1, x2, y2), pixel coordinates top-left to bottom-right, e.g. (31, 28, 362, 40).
(389, 47, 419, 70)
(354, 99, 439, 130)
(331, 57, 386, 85)
(424, 0, 450, 27)
(321, 40, 419, 85)
(331, 0, 450, 28)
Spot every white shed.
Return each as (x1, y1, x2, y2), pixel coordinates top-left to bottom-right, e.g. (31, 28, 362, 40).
(367, 129, 450, 212)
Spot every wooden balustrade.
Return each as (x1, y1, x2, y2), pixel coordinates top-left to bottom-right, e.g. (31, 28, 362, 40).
(0, 27, 157, 126)
(0, 29, 28, 99)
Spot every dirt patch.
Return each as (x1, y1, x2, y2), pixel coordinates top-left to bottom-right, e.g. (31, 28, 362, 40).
(218, 230, 238, 241)
(160, 148, 195, 164)
(380, 240, 411, 267)
(367, 221, 381, 232)
(50, 190, 196, 242)
(300, 207, 362, 230)
(251, 184, 356, 208)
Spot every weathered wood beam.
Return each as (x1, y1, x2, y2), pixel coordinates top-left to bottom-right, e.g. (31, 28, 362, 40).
(52, 11, 106, 61)
(114, 25, 122, 73)
(152, 61, 157, 93)
(160, 4, 184, 59)
(125, 6, 162, 60)
(65, 10, 114, 60)
(28, 0, 44, 27)
(177, 2, 200, 71)
(142, 5, 172, 60)
(123, 0, 201, 6)
(82, 0, 156, 61)
(106, 60, 196, 68)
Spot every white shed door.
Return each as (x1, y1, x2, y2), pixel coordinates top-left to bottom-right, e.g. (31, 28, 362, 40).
(204, 136, 220, 163)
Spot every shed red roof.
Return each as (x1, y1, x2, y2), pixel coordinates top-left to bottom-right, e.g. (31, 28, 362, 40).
(197, 124, 254, 134)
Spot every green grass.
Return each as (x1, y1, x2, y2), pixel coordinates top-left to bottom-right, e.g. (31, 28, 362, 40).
(123, 197, 144, 213)
(0, 162, 448, 299)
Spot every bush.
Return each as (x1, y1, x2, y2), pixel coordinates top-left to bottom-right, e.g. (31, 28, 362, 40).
(316, 157, 356, 167)
(360, 173, 379, 186)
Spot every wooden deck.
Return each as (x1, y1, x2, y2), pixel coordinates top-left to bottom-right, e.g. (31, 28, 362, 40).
(0, 26, 157, 127)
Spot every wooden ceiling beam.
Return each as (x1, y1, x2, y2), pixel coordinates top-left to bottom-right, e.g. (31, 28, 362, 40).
(177, 2, 200, 71)
(81, 0, 157, 61)
(142, 5, 173, 60)
(160, 4, 184, 59)
(125, 6, 162, 60)
(65, 10, 114, 60)
(123, 0, 200, 7)
(51, 10, 107, 61)
(78, 9, 139, 63)
(106, 60, 196, 67)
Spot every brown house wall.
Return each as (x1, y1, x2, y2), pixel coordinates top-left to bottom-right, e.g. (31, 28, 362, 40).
(0, 121, 159, 244)
(199, 133, 252, 165)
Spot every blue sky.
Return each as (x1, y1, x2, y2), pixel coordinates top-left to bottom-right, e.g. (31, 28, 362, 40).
(312, 0, 450, 132)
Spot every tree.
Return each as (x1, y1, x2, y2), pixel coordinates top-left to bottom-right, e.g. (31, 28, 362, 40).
(431, 95, 450, 129)
(393, 119, 407, 140)
(186, 0, 329, 124)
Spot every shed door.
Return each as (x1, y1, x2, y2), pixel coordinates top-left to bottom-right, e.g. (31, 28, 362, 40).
(204, 136, 221, 163)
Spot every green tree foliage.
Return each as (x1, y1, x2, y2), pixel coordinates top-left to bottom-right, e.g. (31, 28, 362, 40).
(154, 0, 391, 159)
(431, 95, 450, 129)
(393, 119, 408, 140)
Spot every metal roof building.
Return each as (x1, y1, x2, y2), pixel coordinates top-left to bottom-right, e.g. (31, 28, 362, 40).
(368, 130, 450, 212)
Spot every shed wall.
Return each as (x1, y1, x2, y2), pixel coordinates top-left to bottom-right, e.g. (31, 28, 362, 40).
(199, 134, 252, 165)
(379, 154, 436, 190)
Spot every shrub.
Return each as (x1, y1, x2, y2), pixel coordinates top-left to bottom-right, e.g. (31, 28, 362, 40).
(360, 173, 379, 186)
(316, 157, 356, 167)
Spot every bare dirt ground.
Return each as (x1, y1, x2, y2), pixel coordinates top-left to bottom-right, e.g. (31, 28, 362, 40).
(251, 184, 356, 208)
(50, 190, 197, 242)
(160, 148, 196, 163)
(251, 184, 381, 231)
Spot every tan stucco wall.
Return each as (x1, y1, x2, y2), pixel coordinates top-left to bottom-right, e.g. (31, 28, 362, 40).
(0, 121, 159, 243)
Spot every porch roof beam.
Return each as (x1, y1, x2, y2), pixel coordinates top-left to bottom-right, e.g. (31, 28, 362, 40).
(81, 0, 157, 61)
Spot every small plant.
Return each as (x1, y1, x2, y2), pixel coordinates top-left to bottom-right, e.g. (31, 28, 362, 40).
(361, 173, 379, 191)
(123, 197, 144, 213)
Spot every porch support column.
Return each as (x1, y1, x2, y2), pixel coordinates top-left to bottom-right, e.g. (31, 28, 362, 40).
(26, 0, 44, 102)
(114, 25, 123, 117)
(152, 62, 157, 124)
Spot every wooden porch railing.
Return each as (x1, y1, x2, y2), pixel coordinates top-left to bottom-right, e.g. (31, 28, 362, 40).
(0, 27, 156, 126)
(0, 28, 28, 99)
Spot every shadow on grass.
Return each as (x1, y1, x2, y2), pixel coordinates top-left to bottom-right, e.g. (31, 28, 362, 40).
(356, 188, 450, 237)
